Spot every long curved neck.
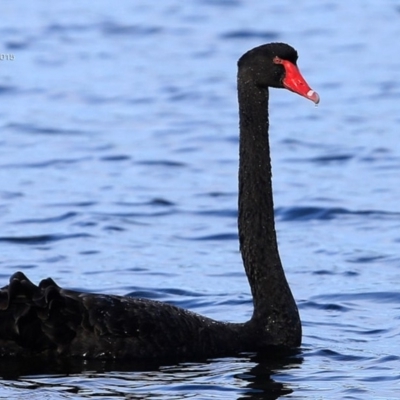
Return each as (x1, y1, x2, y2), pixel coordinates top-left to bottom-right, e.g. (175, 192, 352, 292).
(237, 74, 301, 346)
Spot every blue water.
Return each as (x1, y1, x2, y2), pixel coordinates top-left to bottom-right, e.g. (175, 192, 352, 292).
(1, 0, 400, 398)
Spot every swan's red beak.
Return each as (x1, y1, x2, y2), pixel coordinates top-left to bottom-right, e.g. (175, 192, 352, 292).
(274, 57, 320, 104)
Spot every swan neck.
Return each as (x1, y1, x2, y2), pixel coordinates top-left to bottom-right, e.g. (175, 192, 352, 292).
(237, 75, 301, 346)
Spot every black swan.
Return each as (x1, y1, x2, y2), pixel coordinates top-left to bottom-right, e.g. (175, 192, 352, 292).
(0, 43, 319, 360)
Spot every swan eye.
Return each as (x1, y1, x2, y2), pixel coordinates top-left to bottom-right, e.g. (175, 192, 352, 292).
(273, 56, 283, 64)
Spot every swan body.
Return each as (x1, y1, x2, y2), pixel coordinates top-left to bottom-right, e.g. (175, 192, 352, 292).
(0, 43, 318, 360)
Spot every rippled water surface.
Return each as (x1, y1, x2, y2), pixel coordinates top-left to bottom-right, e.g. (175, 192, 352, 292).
(1, 0, 400, 398)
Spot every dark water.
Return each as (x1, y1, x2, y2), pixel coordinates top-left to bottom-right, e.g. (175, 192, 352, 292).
(1, 0, 400, 398)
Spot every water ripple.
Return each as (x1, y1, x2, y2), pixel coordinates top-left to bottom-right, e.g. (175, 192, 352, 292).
(221, 29, 280, 40)
(306, 348, 372, 363)
(276, 206, 400, 221)
(0, 233, 91, 245)
(100, 21, 163, 36)
(313, 291, 400, 304)
(180, 233, 237, 241)
(3, 158, 89, 169)
(7, 123, 88, 136)
(301, 301, 351, 312)
(13, 212, 78, 225)
(0, 85, 17, 95)
(136, 160, 187, 167)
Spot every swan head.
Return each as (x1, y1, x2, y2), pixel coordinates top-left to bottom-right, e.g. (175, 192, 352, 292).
(238, 42, 319, 104)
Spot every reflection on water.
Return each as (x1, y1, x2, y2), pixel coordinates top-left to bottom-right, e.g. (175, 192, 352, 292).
(0, 354, 303, 398)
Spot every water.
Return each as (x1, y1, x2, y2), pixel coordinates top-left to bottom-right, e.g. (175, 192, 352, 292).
(1, 0, 400, 398)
